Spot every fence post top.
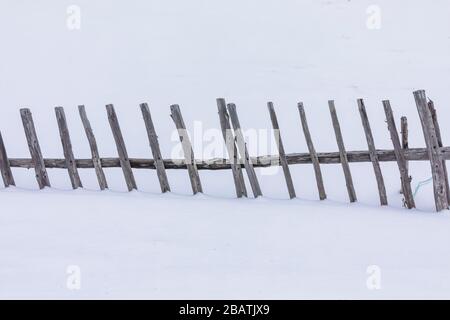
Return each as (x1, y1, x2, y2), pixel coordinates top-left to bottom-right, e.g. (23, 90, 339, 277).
(413, 89, 426, 96)
(357, 99, 365, 110)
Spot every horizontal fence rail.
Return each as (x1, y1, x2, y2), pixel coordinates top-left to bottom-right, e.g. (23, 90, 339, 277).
(0, 90, 448, 212)
(6, 147, 450, 169)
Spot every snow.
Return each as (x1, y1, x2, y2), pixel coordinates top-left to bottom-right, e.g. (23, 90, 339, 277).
(1, 0, 450, 298)
(2, 187, 450, 299)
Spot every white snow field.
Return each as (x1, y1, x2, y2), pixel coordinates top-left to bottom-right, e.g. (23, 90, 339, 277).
(1, 0, 450, 299)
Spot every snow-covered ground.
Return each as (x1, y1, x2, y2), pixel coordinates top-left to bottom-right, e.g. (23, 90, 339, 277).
(1, 0, 450, 299)
(2, 188, 450, 299)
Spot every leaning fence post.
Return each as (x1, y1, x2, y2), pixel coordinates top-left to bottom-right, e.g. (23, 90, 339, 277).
(78, 105, 108, 190)
(140, 103, 171, 193)
(383, 100, 415, 209)
(428, 100, 450, 204)
(328, 100, 357, 203)
(20, 108, 51, 189)
(0, 130, 15, 187)
(227, 103, 263, 198)
(357, 99, 387, 205)
(217, 98, 247, 198)
(170, 104, 203, 194)
(267, 102, 296, 199)
(55, 107, 82, 189)
(297, 103, 326, 200)
(413, 90, 448, 211)
(106, 104, 137, 192)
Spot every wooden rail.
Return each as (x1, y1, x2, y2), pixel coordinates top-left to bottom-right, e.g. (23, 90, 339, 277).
(6, 147, 450, 170)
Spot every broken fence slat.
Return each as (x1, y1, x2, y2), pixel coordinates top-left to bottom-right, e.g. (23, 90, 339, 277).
(401, 117, 409, 154)
(170, 104, 203, 194)
(428, 100, 450, 204)
(400, 117, 412, 196)
(297, 102, 326, 200)
(328, 100, 357, 203)
(267, 102, 296, 199)
(0, 130, 15, 187)
(413, 91, 448, 211)
(383, 100, 415, 209)
(78, 105, 108, 190)
(55, 107, 82, 189)
(400, 116, 410, 194)
(227, 103, 263, 198)
(140, 103, 171, 193)
(20, 108, 51, 189)
(217, 98, 247, 198)
(106, 104, 137, 191)
(357, 99, 387, 206)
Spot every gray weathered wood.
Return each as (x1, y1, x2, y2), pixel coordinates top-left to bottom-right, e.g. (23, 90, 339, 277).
(401, 117, 409, 156)
(227, 103, 263, 198)
(400, 116, 412, 196)
(400, 116, 410, 192)
(170, 104, 203, 194)
(106, 104, 137, 191)
(297, 102, 326, 200)
(0, 130, 15, 187)
(55, 107, 82, 189)
(217, 98, 247, 198)
(328, 100, 357, 203)
(357, 99, 387, 205)
(9, 147, 450, 171)
(428, 100, 450, 204)
(235, 145, 247, 195)
(78, 105, 108, 190)
(267, 102, 296, 199)
(140, 103, 170, 193)
(383, 100, 415, 209)
(20, 108, 51, 189)
(413, 90, 448, 211)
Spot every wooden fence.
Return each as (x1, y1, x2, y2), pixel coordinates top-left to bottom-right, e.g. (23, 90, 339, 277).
(0, 90, 448, 212)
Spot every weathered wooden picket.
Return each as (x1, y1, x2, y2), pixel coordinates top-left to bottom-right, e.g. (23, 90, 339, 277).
(0, 90, 448, 212)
